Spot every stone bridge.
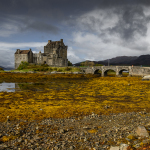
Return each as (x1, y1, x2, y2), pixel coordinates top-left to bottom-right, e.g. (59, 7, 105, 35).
(79, 66, 150, 77)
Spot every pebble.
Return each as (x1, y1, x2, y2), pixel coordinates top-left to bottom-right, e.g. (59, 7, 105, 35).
(0, 111, 150, 149)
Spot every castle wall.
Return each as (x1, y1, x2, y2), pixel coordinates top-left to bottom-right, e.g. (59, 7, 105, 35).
(47, 58, 68, 67)
(44, 46, 53, 54)
(33, 53, 44, 64)
(15, 54, 28, 69)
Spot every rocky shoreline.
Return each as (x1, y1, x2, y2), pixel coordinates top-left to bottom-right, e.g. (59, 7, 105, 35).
(1, 111, 150, 150)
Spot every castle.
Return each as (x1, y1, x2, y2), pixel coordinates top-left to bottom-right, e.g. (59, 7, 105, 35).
(14, 39, 68, 69)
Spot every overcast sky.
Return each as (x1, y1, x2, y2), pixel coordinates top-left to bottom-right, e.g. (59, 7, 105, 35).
(1, 0, 150, 68)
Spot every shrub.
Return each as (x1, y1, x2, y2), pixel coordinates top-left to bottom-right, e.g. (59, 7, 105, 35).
(68, 60, 73, 66)
(43, 67, 49, 71)
(49, 68, 53, 72)
(95, 64, 103, 66)
(17, 61, 29, 70)
(41, 64, 49, 67)
(53, 67, 57, 71)
(57, 69, 62, 72)
(64, 67, 72, 71)
(0, 67, 4, 71)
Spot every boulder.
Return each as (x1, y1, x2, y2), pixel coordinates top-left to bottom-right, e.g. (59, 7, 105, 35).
(73, 72, 79, 74)
(142, 75, 150, 81)
(136, 126, 149, 137)
(110, 146, 119, 150)
(120, 144, 129, 150)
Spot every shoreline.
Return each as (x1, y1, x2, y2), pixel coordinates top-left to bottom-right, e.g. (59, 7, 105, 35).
(1, 111, 150, 149)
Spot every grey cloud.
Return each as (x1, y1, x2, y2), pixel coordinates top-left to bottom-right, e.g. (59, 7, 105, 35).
(0, 14, 60, 35)
(1, 0, 150, 15)
(20, 21, 60, 34)
(75, 5, 150, 42)
(110, 6, 149, 41)
(0, 50, 14, 68)
(1, 0, 150, 35)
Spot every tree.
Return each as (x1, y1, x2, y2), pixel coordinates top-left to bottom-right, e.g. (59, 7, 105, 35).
(17, 61, 29, 70)
(95, 63, 103, 66)
(68, 60, 73, 66)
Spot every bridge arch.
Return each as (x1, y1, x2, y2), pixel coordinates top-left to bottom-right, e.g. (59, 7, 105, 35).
(118, 69, 129, 77)
(104, 69, 116, 77)
(94, 69, 102, 75)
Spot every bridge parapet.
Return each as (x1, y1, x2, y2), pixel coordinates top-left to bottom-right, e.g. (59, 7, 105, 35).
(81, 66, 150, 77)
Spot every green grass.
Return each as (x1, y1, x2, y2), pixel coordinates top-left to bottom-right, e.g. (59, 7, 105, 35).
(10, 65, 81, 73)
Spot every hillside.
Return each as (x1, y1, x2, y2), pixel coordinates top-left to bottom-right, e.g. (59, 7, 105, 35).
(103, 56, 138, 65)
(0, 66, 14, 70)
(130, 55, 150, 66)
(73, 55, 150, 66)
(0, 66, 5, 69)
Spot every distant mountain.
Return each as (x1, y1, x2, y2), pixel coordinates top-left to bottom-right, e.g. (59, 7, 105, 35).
(0, 66, 14, 70)
(130, 55, 150, 66)
(0, 66, 5, 69)
(73, 55, 150, 66)
(103, 56, 138, 65)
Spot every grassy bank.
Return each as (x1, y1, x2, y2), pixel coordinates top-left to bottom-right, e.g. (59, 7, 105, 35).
(9, 63, 81, 73)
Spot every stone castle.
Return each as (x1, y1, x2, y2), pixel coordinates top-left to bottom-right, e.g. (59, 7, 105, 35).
(15, 39, 68, 69)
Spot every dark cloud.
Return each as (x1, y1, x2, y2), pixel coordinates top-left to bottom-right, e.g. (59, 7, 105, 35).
(110, 5, 150, 40)
(0, 1, 150, 41)
(20, 21, 60, 34)
(1, 0, 149, 20)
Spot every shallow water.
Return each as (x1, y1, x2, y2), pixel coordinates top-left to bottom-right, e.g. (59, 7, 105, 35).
(0, 78, 87, 92)
(0, 82, 16, 92)
(0, 82, 50, 92)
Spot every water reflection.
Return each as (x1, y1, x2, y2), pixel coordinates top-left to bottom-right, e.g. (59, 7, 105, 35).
(0, 81, 61, 92)
(0, 82, 16, 92)
(0, 82, 45, 92)
(0, 78, 88, 92)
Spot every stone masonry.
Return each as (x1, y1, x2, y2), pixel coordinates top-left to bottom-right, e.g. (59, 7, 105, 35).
(80, 66, 150, 77)
(14, 39, 68, 69)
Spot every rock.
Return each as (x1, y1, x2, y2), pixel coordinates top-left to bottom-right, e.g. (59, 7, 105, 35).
(134, 143, 141, 149)
(51, 71, 57, 74)
(120, 144, 129, 150)
(56, 72, 65, 74)
(141, 139, 150, 145)
(110, 146, 119, 150)
(73, 72, 79, 74)
(59, 129, 65, 133)
(136, 126, 149, 137)
(126, 134, 136, 140)
(66, 72, 72, 74)
(27, 71, 35, 73)
(142, 75, 150, 81)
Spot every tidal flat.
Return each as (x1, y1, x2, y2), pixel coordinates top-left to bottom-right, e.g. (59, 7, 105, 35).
(0, 72, 149, 122)
(1, 72, 150, 149)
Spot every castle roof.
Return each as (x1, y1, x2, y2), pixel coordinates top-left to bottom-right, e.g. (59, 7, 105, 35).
(15, 50, 30, 54)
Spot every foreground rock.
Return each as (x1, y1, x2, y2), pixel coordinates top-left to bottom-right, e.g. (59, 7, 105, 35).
(1, 111, 150, 149)
(142, 75, 150, 81)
